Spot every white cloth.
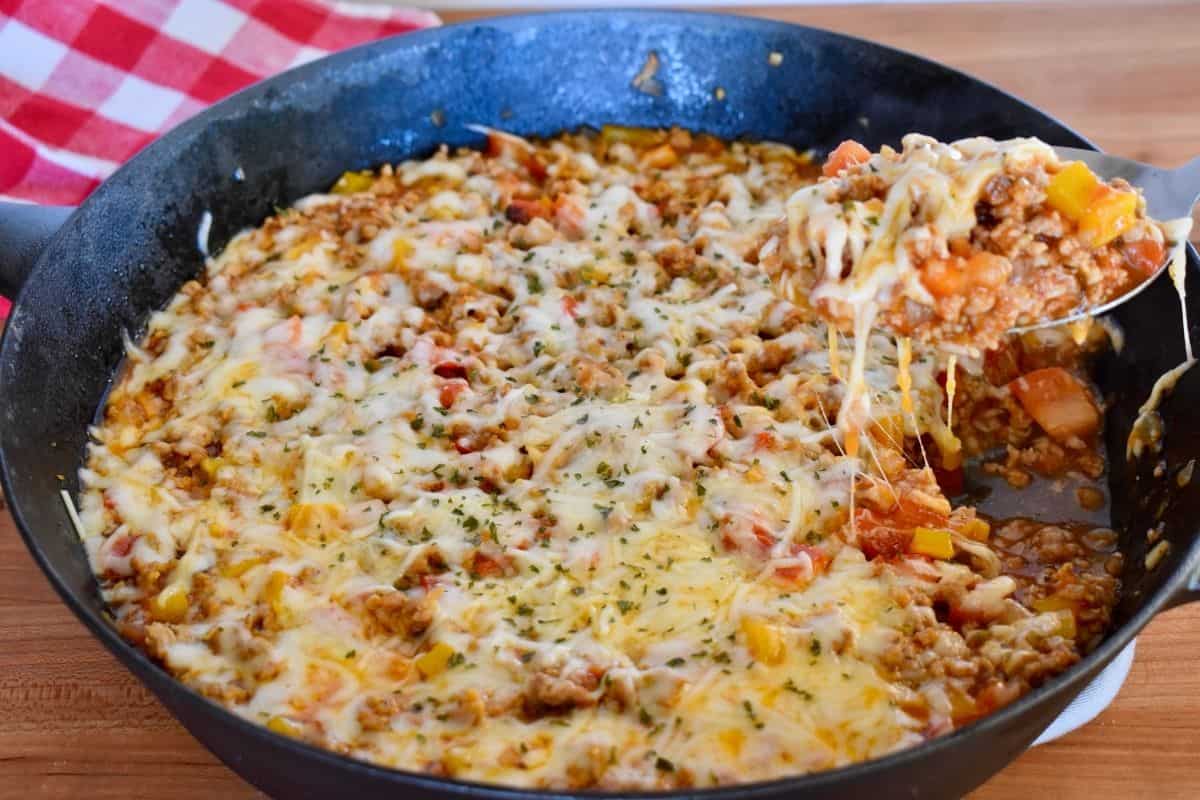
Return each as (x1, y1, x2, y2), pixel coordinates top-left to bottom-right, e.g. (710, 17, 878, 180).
(1033, 639, 1136, 745)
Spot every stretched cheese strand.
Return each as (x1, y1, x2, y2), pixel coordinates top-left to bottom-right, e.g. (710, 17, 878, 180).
(896, 337, 914, 415)
(1126, 218, 1198, 462)
(828, 325, 841, 381)
(787, 136, 1046, 452)
(840, 301, 878, 459)
(896, 336, 930, 469)
(945, 354, 958, 430)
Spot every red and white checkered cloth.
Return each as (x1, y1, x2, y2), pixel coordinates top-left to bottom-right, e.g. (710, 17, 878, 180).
(0, 0, 439, 206)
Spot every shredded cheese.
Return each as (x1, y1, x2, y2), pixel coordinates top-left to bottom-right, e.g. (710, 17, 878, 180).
(76, 129, 1106, 790)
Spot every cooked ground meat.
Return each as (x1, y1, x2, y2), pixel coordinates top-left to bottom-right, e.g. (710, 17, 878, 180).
(784, 135, 1175, 354)
(79, 126, 1129, 790)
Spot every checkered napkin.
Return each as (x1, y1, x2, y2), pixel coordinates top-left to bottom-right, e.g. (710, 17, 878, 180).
(0, 0, 439, 206)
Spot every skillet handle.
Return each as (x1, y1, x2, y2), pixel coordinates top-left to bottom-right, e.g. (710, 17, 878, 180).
(1171, 568, 1200, 607)
(0, 202, 74, 300)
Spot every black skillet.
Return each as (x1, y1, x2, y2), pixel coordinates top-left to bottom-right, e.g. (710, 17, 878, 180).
(1, 11, 1198, 799)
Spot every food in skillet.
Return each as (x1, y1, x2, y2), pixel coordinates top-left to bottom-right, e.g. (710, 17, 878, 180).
(783, 135, 1183, 355)
(78, 127, 1131, 789)
(773, 134, 1192, 462)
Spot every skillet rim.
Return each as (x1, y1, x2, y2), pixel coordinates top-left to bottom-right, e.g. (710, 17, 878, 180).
(3, 9, 1200, 798)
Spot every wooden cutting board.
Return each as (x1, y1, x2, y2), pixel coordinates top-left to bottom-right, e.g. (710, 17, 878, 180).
(3, 2, 1198, 797)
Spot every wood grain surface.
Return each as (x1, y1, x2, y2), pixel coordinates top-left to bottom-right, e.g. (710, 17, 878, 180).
(3, 2, 1199, 798)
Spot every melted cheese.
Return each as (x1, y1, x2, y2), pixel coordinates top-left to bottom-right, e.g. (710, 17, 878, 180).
(1165, 217, 1195, 362)
(784, 136, 1050, 447)
(78, 130, 1071, 790)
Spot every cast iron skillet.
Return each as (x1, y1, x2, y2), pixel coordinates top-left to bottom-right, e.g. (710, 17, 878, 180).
(1, 11, 1198, 799)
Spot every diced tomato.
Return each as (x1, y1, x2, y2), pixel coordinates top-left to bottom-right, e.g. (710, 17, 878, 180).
(486, 133, 548, 182)
(433, 361, 468, 380)
(439, 379, 468, 409)
(453, 435, 481, 455)
(751, 524, 775, 550)
(822, 140, 872, 177)
(504, 197, 553, 224)
(1008, 367, 1100, 442)
(721, 520, 776, 555)
(932, 465, 964, 497)
(921, 251, 1008, 299)
(774, 564, 804, 582)
(552, 195, 587, 239)
(775, 563, 816, 584)
(754, 431, 777, 451)
(854, 498, 948, 560)
(855, 509, 912, 560)
(110, 533, 134, 558)
(921, 257, 969, 298)
(484, 132, 509, 158)
(963, 251, 1009, 289)
(896, 498, 949, 528)
(419, 573, 441, 591)
(522, 153, 548, 182)
(562, 295, 580, 318)
(792, 544, 830, 575)
(1122, 238, 1166, 278)
(948, 238, 972, 258)
(469, 551, 509, 577)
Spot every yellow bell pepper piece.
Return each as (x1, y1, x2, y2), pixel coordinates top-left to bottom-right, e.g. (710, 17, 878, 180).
(266, 715, 305, 738)
(718, 728, 746, 757)
(1079, 186, 1138, 247)
(331, 170, 374, 195)
(740, 616, 786, 665)
(149, 583, 189, 622)
(391, 237, 413, 272)
(285, 502, 345, 541)
(1032, 597, 1079, 638)
(1045, 161, 1099, 222)
(910, 527, 955, 559)
(959, 518, 991, 542)
(327, 321, 350, 343)
(869, 413, 905, 446)
(443, 748, 473, 775)
(1046, 161, 1139, 247)
(600, 125, 664, 147)
(222, 553, 269, 579)
(1031, 594, 1079, 614)
(263, 570, 287, 600)
(1053, 609, 1077, 639)
(415, 641, 456, 678)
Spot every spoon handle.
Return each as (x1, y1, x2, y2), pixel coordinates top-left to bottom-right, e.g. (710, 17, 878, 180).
(1165, 156, 1200, 218)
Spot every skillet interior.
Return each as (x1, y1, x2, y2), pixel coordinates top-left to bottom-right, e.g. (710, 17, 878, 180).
(2, 11, 1198, 799)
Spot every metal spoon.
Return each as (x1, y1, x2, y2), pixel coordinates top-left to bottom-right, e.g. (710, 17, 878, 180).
(1007, 147, 1200, 334)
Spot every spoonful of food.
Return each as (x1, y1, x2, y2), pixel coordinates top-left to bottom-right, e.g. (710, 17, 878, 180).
(781, 135, 1198, 354)
(1006, 146, 1200, 334)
